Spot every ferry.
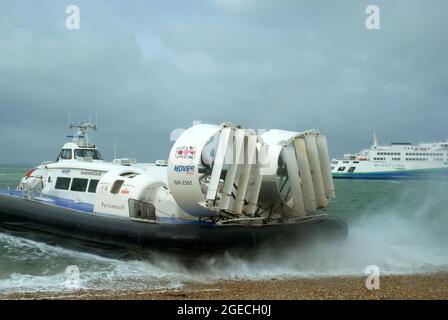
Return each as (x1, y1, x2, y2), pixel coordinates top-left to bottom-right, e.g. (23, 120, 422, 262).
(331, 132, 448, 180)
(0, 122, 347, 252)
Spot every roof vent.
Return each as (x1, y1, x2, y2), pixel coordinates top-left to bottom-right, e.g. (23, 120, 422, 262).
(113, 158, 137, 166)
(156, 160, 168, 167)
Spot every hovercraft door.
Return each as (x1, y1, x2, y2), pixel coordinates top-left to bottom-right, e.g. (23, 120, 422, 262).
(129, 199, 156, 222)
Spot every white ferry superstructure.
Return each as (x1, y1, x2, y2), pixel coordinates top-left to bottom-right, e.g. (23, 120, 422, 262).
(331, 132, 448, 179)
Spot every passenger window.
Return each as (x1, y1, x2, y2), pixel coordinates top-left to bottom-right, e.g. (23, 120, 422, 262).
(88, 179, 99, 193)
(55, 177, 71, 190)
(337, 167, 346, 172)
(348, 167, 356, 173)
(111, 180, 124, 194)
(70, 178, 88, 192)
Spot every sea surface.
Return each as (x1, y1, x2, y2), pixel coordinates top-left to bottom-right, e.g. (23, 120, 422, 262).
(1, 165, 448, 293)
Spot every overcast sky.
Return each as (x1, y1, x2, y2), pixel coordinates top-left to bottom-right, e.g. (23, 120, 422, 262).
(0, 0, 447, 164)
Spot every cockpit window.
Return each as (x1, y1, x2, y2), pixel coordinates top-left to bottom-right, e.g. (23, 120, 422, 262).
(74, 149, 103, 160)
(59, 149, 73, 160)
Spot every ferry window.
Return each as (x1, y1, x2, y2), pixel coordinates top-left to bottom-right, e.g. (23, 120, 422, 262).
(74, 149, 103, 160)
(71, 178, 88, 192)
(348, 167, 356, 173)
(111, 180, 124, 194)
(59, 149, 72, 160)
(88, 179, 99, 193)
(55, 177, 71, 190)
(337, 167, 346, 172)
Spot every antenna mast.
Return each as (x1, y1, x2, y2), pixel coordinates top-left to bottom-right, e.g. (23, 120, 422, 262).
(372, 130, 378, 148)
(69, 121, 97, 148)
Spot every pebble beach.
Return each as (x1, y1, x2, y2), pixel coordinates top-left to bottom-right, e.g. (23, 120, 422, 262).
(4, 273, 448, 300)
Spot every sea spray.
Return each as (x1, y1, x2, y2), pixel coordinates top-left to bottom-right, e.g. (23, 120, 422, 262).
(140, 180, 448, 279)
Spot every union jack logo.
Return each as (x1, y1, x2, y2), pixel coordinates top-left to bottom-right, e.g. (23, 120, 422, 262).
(175, 146, 197, 159)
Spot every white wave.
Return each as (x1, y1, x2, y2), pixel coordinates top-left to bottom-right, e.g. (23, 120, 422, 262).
(1, 228, 447, 293)
(0, 233, 189, 293)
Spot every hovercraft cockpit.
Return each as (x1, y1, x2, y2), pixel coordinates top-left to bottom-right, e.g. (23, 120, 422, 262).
(56, 122, 103, 162)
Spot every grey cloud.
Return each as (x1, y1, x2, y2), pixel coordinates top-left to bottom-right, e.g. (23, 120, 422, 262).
(0, 0, 447, 165)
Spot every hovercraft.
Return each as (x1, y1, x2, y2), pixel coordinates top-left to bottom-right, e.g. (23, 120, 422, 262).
(0, 122, 347, 252)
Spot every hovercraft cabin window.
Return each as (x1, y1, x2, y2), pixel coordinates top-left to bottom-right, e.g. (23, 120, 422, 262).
(111, 180, 124, 194)
(88, 179, 99, 193)
(70, 178, 88, 192)
(55, 177, 71, 190)
(74, 149, 103, 160)
(58, 149, 73, 160)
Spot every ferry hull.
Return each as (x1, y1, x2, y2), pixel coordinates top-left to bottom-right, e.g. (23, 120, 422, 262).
(333, 168, 448, 180)
(0, 194, 348, 252)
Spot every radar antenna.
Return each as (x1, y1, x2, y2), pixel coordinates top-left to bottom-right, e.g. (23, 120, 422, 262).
(69, 121, 97, 148)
